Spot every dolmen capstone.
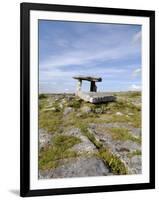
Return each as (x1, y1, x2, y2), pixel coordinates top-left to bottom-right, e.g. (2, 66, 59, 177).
(73, 76, 116, 104)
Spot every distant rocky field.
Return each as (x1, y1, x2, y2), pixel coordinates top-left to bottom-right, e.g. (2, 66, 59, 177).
(38, 91, 141, 179)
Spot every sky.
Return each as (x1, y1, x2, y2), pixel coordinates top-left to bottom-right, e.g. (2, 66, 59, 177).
(39, 20, 141, 93)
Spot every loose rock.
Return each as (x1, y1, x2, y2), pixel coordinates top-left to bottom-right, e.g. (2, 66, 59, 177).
(63, 107, 74, 115)
(39, 129, 52, 150)
(116, 112, 123, 116)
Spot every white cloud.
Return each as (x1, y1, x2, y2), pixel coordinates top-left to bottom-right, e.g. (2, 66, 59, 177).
(134, 68, 141, 73)
(130, 84, 141, 91)
(132, 68, 141, 77)
(40, 43, 139, 71)
(40, 26, 141, 71)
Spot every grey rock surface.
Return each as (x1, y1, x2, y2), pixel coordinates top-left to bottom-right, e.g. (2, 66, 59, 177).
(89, 123, 141, 137)
(88, 123, 141, 174)
(39, 129, 52, 150)
(130, 155, 142, 174)
(39, 157, 111, 179)
(64, 128, 97, 154)
(63, 107, 74, 115)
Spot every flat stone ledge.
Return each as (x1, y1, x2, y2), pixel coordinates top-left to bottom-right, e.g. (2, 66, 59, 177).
(73, 76, 102, 82)
(77, 91, 116, 103)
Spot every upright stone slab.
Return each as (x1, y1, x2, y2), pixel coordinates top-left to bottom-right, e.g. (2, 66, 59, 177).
(90, 81, 97, 92)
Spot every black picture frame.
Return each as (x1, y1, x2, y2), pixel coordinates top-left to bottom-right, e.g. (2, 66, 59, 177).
(20, 2, 155, 197)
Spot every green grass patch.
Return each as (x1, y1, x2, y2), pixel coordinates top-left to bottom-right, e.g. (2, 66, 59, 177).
(67, 98, 82, 109)
(97, 148, 128, 175)
(39, 134, 81, 170)
(39, 94, 47, 99)
(79, 124, 102, 149)
(53, 134, 81, 149)
(39, 110, 63, 133)
(51, 102, 62, 112)
(115, 91, 141, 98)
(131, 113, 141, 128)
(99, 112, 141, 128)
(107, 99, 140, 113)
(78, 112, 99, 119)
(39, 97, 50, 110)
(126, 91, 141, 98)
(91, 104, 108, 114)
(107, 127, 141, 144)
(127, 150, 141, 158)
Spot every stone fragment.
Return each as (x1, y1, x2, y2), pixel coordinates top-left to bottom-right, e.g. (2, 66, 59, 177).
(39, 129, 52, 150)
(63, 107, 74, 115)
(116, 112, 123, 116)
(43, 107, 56, 112)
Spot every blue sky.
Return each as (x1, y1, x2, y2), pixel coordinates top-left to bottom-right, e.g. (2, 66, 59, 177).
(39, 20, 141, 93)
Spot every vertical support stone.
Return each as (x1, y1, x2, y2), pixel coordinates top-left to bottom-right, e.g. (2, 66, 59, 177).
(77, 80, 82, 93)
(90, 81, 97, 92)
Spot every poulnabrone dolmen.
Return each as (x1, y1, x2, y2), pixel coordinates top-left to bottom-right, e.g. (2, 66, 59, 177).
(73, 76, 116, 103)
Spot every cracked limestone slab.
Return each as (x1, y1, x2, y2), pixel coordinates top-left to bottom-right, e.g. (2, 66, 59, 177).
(39, 157, 112, 179)
(87, 124, 141, 175)
(63, 128, 98, 154)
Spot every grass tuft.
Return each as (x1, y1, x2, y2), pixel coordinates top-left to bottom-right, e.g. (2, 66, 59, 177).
(39, 94, 47, 99)
(39, 134, 81, 170)
(39, 110, 62, 133)
(78, 124, 128, 175)
(79, 124, 102, 149)
(97, 148, 128, 175)
(67, 98, 82, 109)
(53, 135, 81, 150)
(127, 150, 141, 158)
(108, 127, 141, 144)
